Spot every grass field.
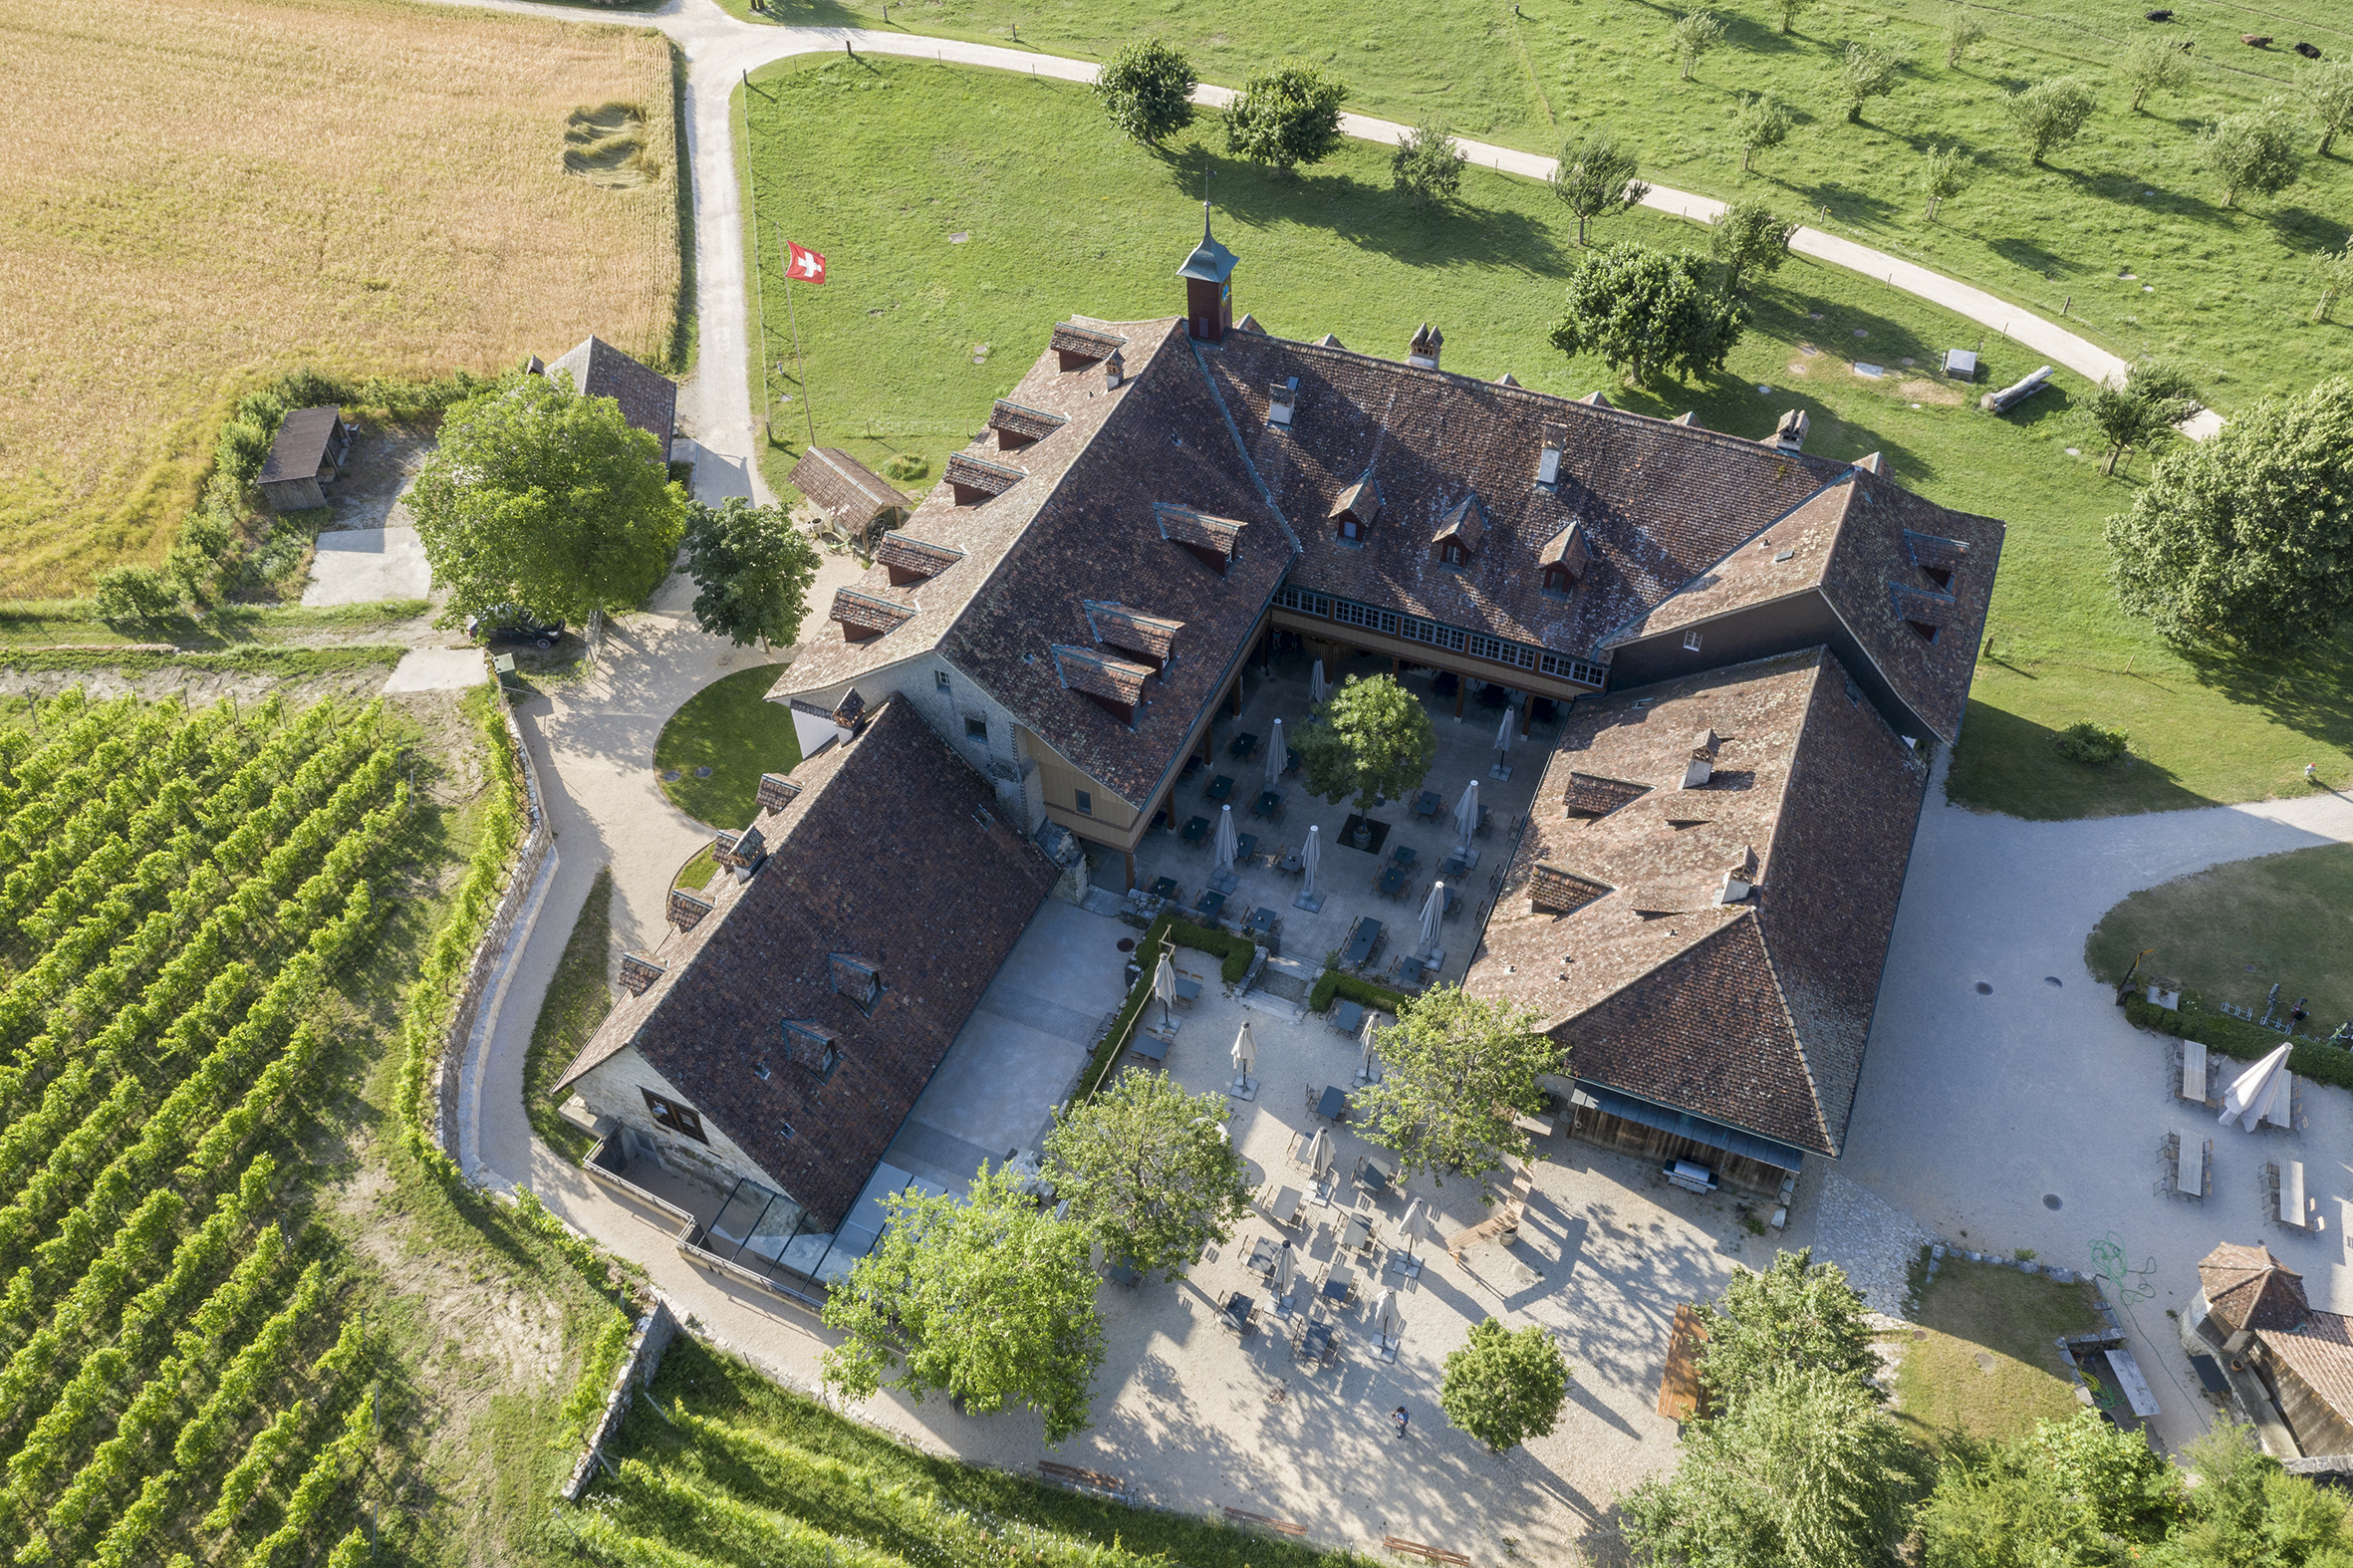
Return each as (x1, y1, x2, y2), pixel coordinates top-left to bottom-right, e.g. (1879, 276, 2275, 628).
(2084, 841, 2353, 1028)
(1892, 1256, 2107, 1447)
(740, 53, 2353, 819)
(0, 0, 683, 596)
(654, 665, 802, 828)
(526, 868, 617, 1167)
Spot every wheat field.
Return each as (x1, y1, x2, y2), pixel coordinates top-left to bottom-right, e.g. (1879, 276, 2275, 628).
(0, 0, 681, 596)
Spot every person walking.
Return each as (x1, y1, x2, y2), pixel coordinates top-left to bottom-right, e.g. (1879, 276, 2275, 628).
(1391, 1406, 1410, 1439)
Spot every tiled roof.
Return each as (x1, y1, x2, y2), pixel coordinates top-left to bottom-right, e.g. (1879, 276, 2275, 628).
(1528, 864, 1611, 914)
(944, 451, 1025, 499)
(830, 588, 915, 638)
(790, 448, 907, 524)
(989, 399, 1069, 443)
(258, 406, 342, 485)
(1563, 772, 1650, 817)
(1050, 322, 1126, 362)
(1051, 645, 1154, 707)
(874, 532, 965, 582)
(2201, 1242, 2309, 1333)
(1084, 602, 1183, 662)
(545, 337, 676, 458)
(1462, 650, 1926, 1156)
(553, 699, 1056, 1228)
(2260, 1312, 2353, 1424)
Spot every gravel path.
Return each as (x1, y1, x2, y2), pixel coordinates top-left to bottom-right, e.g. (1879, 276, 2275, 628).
(1789, 1166, 1936, 1319)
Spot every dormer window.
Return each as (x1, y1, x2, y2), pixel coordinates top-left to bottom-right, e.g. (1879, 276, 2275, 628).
(988, 399, 1067, 452)
(1051, 644, 1153, 724)
(1154, 504, 1243, 575)
(1536, 423, 1567, 489)
(1903, 529, 1967, 593)
(1331, 469, 1381, 544)
(830, 588, 914, 645)
(943, 451, 1023, 506)
(1888, 584, 1951, 645)
(1538, 520, 1591, 596)
(781, 1017, 841, 1071)
(1432, 494, 1484, 569)
(1268, 378, 1298, 429)
(1443, 543, 1465, 566)
(827, 954, 883, 1015)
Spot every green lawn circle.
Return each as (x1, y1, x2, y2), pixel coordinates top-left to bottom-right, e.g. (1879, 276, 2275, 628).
(654, 663, 802, 829)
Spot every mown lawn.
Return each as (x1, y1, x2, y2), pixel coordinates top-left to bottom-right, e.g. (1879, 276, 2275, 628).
(525, 866, 616, 1165)
(2084, 841, 2353, 1027)
(741, 53, 2353, 819)
(654, 663, 801, 828)
(1892, 1256, 2108, 1448)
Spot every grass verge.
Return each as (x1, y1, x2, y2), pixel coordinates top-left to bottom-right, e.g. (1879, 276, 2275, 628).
(654, 663, 802, 827)
(526, 867, 617, 1165)
(1891, 1256, 2106, 1448)
(2086, 842, 2353, 1030)
(0, 644, 406, 675)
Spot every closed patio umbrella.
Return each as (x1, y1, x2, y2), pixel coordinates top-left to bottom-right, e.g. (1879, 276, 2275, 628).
(1301, 824, 1322, 901)
(1373, 1287, 1403, 1339)
(1306, 1127, 1332, 1176)
(1309, 659, 1328, 706)
(1453, 779, 1479, 849)
(2222, 1042, 2293, 1133)
(1273, 1241, 1296, 1298)
(1213, 804, 1237, 874)
(1356, 1017, 1381, 1085)
(1231, 1019, 1258, 1095)
(1419, 879, 1446, 953)
(1267, 717, 1286, 791)
(1493, 705, 1515, 757)
(1395, 1200, 1430, 1268)
(1154, 950, 1176, 1028)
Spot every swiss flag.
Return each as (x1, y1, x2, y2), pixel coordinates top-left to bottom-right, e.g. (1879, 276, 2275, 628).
(786, 241, 828, 284)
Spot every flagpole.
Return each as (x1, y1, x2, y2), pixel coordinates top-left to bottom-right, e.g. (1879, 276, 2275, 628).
(778, 220, 816, 450)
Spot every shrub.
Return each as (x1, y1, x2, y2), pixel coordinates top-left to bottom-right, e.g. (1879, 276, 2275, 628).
(90, 566, 185, 625)
(1391, 120, 1466, 204)
(1308, 967, 1413, 1017)
(2053, 721, 2129, 764)
(881, 452, 929, 482)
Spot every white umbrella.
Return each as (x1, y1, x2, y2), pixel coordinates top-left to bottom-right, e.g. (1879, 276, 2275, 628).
(1356, 1018, 1380, 1085)
(1213, 804, 1236, 874)
(1493, 704, 1515, 756)
(1396, 1200, 1430, 1266)
(1372, 1287, 1402, 1338)
(2222, 1043, 2293, 1132)
(1309, 659, 1328, 705)
(1231, 1019, 1258, 1094)
(1453, 779, 1479, 847)
(1154, 950, 1176, 1028)
(1301, 824, 1321, 901)
(1419, 880, 1446, 952)
(1273, 1241, 1296, 1297)
(1266, 717, 1286, 791)
(1306, 1127, 1332, 1176)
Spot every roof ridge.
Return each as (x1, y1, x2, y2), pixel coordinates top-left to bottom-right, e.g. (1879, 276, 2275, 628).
(1185, 335, 1303, 559)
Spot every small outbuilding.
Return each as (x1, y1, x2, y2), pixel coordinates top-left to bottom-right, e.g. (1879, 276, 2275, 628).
(542, 336, 676, 464)
(790, 447, 910, 554)
(256, 405, 355, 513)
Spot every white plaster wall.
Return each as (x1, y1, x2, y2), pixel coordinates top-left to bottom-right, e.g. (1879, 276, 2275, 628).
(573, 1044, 783, 1199)
(785, 652, 1050, 833)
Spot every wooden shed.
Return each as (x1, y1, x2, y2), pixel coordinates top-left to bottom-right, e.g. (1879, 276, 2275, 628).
(256, 405, 355, 512)
(790, 448, 909, 554)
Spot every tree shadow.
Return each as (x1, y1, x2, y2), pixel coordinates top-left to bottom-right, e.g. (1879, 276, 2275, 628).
(2175, 634, 2353, 762)
(2270, 206, 2353, 253)
(1782, 178, 1899, 226)
(1947, 703, 2213, 820)
(1987, 235, 2081, 279)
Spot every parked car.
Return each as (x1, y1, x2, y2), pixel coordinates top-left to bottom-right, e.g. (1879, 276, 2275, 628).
(465, 606, 564, 649)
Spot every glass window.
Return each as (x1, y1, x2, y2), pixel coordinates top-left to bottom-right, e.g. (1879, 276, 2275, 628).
(1075, 789, 1093, 816)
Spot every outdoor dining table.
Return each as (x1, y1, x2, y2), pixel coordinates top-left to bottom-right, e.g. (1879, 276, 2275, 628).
(1267, 1184, 1305, 1225)
(1150, 876, 1179, 901)
(1234, 832, 1258, 865)
(1251, 789, 1283, 818)
(1377, 864, 1409, 899)
(1321, 1262, 1356, 1302)
(1316, 1085, 1351, 1122)
(1278, 846, 1303, 875)
(1413, 790, 1442, 820)
(1195, 890, 1226, 918)
(1129, 1030, 1169, 1064)
(1391, 843, 1418, 866)
(1247, 907, 1278, 940)
(1344, 919, 1382, 967)
(1339, 1213, 1372, 1252)
(1357, 1160, 1394, 1199)
(1246, 1235, 1282, 1276)
(1442, 849, 1473, 878)
(1181, 815, 1209, 844)
(1300, 1320, 1335, 1362)
(1230, 732, 1259, 759)
(1205, 775, 1235, 803)
(1222, 1291, 1256, 1333)
(1331, 999, 1366, 1035)
(1394, 954, 1429, 988)
(1107, 1256, 1143, 1286)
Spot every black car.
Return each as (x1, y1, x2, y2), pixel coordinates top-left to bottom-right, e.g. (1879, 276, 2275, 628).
(465, 606, 565, 649)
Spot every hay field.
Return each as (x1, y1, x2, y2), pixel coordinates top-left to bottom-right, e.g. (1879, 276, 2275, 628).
(0, 0, 681, 596)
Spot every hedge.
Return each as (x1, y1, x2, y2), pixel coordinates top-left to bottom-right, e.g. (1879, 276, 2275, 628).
(2124, 995, 2353, 1092)
(1081, 914, 1175, 1101)
(1165, 918, 1257, 983)
(1308, 968, 1413, 1018)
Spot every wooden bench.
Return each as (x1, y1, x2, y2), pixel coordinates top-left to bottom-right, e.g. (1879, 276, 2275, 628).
(2282, 1161, 2308, 1228)
(2181, 1038, 2207, 1102)
(1445, 1200, 1526, 1264)
(1384, 1538, 1471, 1566)
(1038, 1460, 1127, 1498)
(1223, 1508, 1307, 1537)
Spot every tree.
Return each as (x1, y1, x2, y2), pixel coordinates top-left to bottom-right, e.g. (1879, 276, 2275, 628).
(1041, 1070, 1252, 1282)
(90, 565, 185, 626)
(1943, 7, 1985, 68)
(1222, 61, 1348, 173)
(1834, 41, 1904, 124)
(1549, 131, 1651, 244)
(1772, 0, 1803, 36)
(1622, 1365, 1932, 1568)
(2105, 377, 2353, 651)
(1093, 38, 1197, 146)
(2084, 358, 2199, 476)
(2008, 77, 2096, 165)
(821, 1164, 1105, 1443)
(2124, 35, 2192, 114)
(409, 373, 684, 627)
(1696, 1248, 1879, 1415)
(2205, 102, 2302, 207)
(1550, 243, 1746, 386)
(2312, 240, 2353, 323)
(1709, 200, 1797, 296)
(1921, 143, 1973, 219)
(1439, 1318, 1571, 1452)
(1922, 1413, 2182, 1567)
(1672, 9, 1725, 81)
(1352, 986, 1559, 1197)
(2152, 1422, 2352, 1568)
(2314, 59, 2353, 156)
(1392, 119, 1466, 203)
(1732, 93, 1792, 171)
(680, 496, 821, 649)
(1292, 673, 1437, 809)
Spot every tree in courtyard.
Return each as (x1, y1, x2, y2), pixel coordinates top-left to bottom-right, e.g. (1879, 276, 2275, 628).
(1696, 1247, 1880, 1415)
(1549, 131, 1650, 245)
(1622, 1364, 1933, 1568)
(1671, 9, 1725, 81)
(2313, 59, 2353, 156)
(680, 496, 821, 649)
(2123, 34, 2192, 114)
(1093, 39, 1197, 146)
(2205, 101, 2302, 208)
(1921, 143, 1973, 220)
(409, 373, 685, 628)
(1833, 40, 1905, 125)
(2008, 77, 2096, 166)
(1731, 93, 1791, 171)
(1439, 1318, 1572, 1453)
(1772, 0, 1803, 36)
(2084, 358, 2199, 476)
(2311, 240, 2353, 324)
(2104, 377, 2353, 652)
(1292, 673, 1437, 809)
(1223, 61, 1348, 173)
(1708, 200, 1797, 296)
(1920, 1411, 2182, 1566)
(821, 1164, 1105, 1443)
(1392, 119, 1467, 204)
(1943, 7, 1985, 68)
(2153, 1421, 2353, 1567)
(1042, 1070, 1252, 1282)
(1351, 985, 1559, 1199)
(1550, 243, 1745, 386)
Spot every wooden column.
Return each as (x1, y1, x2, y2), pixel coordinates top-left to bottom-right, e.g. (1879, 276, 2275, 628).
(1454, 678, 1467, 718)
(1521, 693, 1534, 736)
(1123, 848, 1137, 891)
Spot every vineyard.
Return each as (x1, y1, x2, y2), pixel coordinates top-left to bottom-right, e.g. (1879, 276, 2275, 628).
(0, 684, 410, 1566)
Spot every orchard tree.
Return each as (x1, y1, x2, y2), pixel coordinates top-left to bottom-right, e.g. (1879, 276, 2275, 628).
(1550, 243, 1745, 386)
(1697, 1247, 1880, 1415)
(2311, 240, 2353, 323)
(1549, 131, 1650, 244)
(1708, 200, 1797, 296)
(2206, 102, 2302, 207)
(2313, 59, 2353, 155)
(1352, 985, 1559, 1198)
(1834, 40, 1904, 124)
(1223, 62, 1348, 173)
(2084, 359, 2199, 476)
(1731, 93, 1791, 171)
(1093, 39, 1197, 146)
(410, 373, 685, 627)
(821, 1164, 1105, 1442)
(680, 496, 821, 648)
(1292, 673, 1437, 808)
(2009, 77, 2096, 165)
(2123, 34, 2192, 114)
(1772, 0, 1803, 35)
(1671, 9, 1725, 81)
(1921, 142, 1973, 219)
(1440, 1319, 1572, 1452)
(2105, 377, 2353, 652)
(1943, 7, 1985, 68)
(1042, 1070, 1252, 1281)
(1392, 120, 1466, 203)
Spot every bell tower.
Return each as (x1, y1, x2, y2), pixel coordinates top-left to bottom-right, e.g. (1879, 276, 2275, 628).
(1176, 202, 1238, 345)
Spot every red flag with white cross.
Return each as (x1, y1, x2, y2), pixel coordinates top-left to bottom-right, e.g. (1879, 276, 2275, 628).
(786, 241, 827, 284)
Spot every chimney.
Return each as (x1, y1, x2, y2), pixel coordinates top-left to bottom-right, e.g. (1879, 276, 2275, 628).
(756, 772, 802, 814)
(618, 952, 666, 995)
(1716, 845, 1759, 904)
(1536, 425, 1565, 489)
(1671, 410, 1701, 427)
(1769, 408, 1809, 452)
(1268, 377, 1298, 429)
(1105, 349, 1124, 390)
(1854, 450, 1888, 476)
(1408, 323, 1443, 370)
(1681, 728, 1716, 789)
(1176, 203, 1239, 345)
